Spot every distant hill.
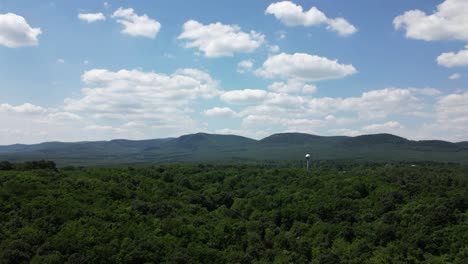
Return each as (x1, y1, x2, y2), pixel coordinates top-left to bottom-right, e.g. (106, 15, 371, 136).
(0, 132, 467, 166)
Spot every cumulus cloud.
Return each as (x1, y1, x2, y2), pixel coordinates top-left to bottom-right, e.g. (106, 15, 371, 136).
(408, 87, 442, 96)
(276, 30, 286, 40)
(326, 17, 358, 37)
(220, 89, 269, 104)
(256, 52, 357, 82)
(0, 13, 41, 48)
(0, 104, 89, 144)
(266, 1, 357, 36)
(330, 128, 361, 137)
(436, 91, 468, 121)
(229, 87, 446, 140)
(361, 121, 403, 132)
(268, 79, 317, 94)
(237, 59, 254, 73)
(437, 46, 468, 67)
(0, 103, 47, 114)
(449, 73, 461, 80)
(112, 7, 161, 38)
(78, 12, 106, 23)
(178, 20, 265, 57)
(422, 91, 468, 141)
(59, 68, 220, 138)
(394, 0, 468, 42)
(203, 107, 238, 117)
(308, 88, 420, 119)
(268, 45, 280, 53)
(3, 84, 468, 143)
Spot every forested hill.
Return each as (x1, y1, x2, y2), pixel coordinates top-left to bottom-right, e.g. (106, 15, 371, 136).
(0, 163, 467, 263)
(1, 132, 468, 165)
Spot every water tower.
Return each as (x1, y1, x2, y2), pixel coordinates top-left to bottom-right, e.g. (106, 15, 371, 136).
(305, 154, 310, 170)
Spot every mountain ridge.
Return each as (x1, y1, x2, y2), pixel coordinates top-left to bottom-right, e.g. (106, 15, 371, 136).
(1, 132, 467, 165)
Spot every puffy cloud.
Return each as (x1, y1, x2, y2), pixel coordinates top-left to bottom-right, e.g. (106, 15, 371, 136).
(268, 79, 316, 94)
(112, 7, 160, 38)
(266, 1, 326, 26)
(308, 88, 420, 119)
(408, 87, 442, 96)
(268, 45, 280, 53)
(326, 17, 358, 37)
(0, 104, 90, 144)
(256, 52, 357, 81)
(47, 112, 82, 121)
(276, 30, 286, 40)
(423, 91, 468, 141)
(237, 59, 254, 73)
(437, 46, 468, 67)
(220, 89, 269, 104)
(69, 68, 219, 110)
(361, 121, 403, 132)
(394, 0, 468, 42)
(449, 73, 461, 80)
(229, 87, 448, 140)
(265, 1, 357, 36)
(78, 12, 106, 23)
(0, 13, 41, 48)
(213, 128, 270, 139)
(62, 68, 220, 137)
(178, 20, 265, 57)
(436, 91, 468, 120)
(0, 103, 46, 114)
(203, 107, 238, 117)
(330, 128, 361, 137)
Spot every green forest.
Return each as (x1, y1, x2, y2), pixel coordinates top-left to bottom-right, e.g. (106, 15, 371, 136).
(0, 161, 467, 263)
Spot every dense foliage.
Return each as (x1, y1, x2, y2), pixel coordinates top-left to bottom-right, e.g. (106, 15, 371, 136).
(0, 162, 467, 263)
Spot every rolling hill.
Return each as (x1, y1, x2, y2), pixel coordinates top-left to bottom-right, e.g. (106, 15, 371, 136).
(0, 132, 467, 166)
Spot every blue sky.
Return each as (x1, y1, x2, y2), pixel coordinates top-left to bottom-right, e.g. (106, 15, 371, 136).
(0, 0, 467, 144)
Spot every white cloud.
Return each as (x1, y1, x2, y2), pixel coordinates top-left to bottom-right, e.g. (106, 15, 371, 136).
(78, 12, 106, 23)
(408, 87, 442, 96)
(268, 79, 316, 94)
(422, 91, 468, 141)
(0, 103, 47, 114)
(276, 30, 286, 40)
(237, 59, 254, 73)
(47, 112, 82, 121)
(220, 89, 269, 104)
(268, 44, 280, 53)
(394, 0, 468, 42)
(308, 88, 420, 119)
(326, 17, 358, 37)
(330, 128, 361, 137)
(56, 58, 65, 64)
(178, 20, 265, 58)
(104, 2, 110, 9)
(362, 121, 403, 132)
(0, 13, 41, 48)
(449, 73, 461, 80)
(437, 46, 468, 67)
(266, 1, 357, 36)
(256, 52, 357, 82)
(203, 107, 238, 117)
(112, 7, 161, 38)
(436, 91, 468, 120)
(213, 128, 270, 139)
(61, 68, 220, 137)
